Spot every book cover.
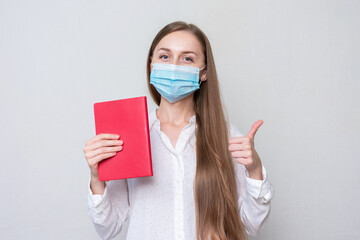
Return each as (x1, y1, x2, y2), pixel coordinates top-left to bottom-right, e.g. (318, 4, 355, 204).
(93, 96, 153, 181)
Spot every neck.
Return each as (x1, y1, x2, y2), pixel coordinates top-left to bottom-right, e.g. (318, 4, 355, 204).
(156, 94, 196, 126)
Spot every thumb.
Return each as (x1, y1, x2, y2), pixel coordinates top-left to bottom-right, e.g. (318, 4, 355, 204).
(246, 120, 263, 139)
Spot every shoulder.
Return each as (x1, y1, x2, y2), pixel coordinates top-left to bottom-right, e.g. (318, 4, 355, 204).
(227, 121, 244, 138)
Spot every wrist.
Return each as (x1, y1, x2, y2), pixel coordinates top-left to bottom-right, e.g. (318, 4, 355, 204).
(90, 173, 100, 182)
(90, 174, 106, 195)
(248, 164, 263, 180)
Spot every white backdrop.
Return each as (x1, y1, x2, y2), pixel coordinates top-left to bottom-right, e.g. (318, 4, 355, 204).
(1, 0, 359, 239)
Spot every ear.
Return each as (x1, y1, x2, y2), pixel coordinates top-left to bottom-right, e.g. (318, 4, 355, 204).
(201, 71, 207, 81)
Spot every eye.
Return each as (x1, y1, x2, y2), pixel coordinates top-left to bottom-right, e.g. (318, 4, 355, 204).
(184, 57, 193, 62)
(160, 55, 169, 60)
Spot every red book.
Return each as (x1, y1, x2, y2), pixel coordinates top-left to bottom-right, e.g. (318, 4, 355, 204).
(93, 96, 153, 181)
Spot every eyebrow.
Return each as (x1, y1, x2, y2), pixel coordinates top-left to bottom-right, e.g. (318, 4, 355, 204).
(157, 48, 198, 56)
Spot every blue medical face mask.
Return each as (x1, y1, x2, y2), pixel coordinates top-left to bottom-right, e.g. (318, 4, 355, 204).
(150, 63, 206, 103)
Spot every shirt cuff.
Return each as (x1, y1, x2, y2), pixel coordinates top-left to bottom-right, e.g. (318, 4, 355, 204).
(245, 165, 273, 202)
(88, 179, 110, 213)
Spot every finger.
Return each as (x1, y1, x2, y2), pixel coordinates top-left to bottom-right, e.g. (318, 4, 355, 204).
(86, 146, 123, 159)
(246, 120, 263, 139)
(230, 150, 252, 159)
(228, 143, 251, 152)
(86, 133, 120, 145)
(229, 136, 248, 144)
(87, 139, 123, 151)
(88, 152, 117, 167)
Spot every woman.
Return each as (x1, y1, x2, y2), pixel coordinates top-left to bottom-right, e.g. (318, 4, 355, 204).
(84, 21, 273, 240)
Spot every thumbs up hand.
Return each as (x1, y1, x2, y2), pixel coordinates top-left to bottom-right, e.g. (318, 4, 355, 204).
(228, 120, 264, 180)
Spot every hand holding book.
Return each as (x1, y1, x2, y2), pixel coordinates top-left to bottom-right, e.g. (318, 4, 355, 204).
(84, 133, 123, 179)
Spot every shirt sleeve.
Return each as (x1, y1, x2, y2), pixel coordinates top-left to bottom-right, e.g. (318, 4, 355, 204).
(244, 166, 273, 203)
(87, 179, 130, 240)
(228, 122, 274, 236)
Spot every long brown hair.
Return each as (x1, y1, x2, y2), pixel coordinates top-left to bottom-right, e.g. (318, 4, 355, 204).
(146, 21, 247, 240)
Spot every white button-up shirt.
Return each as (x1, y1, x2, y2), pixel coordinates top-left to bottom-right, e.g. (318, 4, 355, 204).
(87, 109, 273, 240)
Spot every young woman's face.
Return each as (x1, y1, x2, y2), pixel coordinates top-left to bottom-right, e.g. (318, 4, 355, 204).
(151, 30, 206, 70)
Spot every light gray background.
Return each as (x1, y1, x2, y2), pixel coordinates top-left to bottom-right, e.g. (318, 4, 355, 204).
(1, 0, 359, 239)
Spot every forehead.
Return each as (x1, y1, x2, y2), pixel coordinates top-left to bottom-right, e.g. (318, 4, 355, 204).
(154, 30, 203, 53)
